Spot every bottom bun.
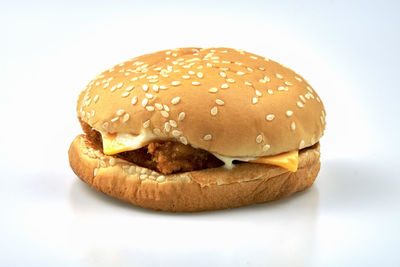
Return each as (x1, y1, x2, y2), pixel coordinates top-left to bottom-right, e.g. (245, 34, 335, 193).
(69, 135, 321, 212)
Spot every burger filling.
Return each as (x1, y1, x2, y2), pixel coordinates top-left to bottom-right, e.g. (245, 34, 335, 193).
(81, 121, 301, 174)
(81, 121, 223, 174)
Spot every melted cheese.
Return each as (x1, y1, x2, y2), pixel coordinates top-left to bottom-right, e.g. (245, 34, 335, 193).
(248, 150, 299, 172)
(102, 130, 156, 155)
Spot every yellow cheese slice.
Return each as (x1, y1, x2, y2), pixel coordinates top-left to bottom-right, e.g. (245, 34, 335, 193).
(102, 132, 150, 155)
(249, 150, 299, 172)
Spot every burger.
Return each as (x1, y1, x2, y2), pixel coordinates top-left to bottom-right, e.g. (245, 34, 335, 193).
(68, 47, 326, 212)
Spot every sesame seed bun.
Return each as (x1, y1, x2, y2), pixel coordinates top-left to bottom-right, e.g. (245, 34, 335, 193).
(71, 47, 326, 211)
(77, 47, 326, 157)
(69, 135, 321, 212)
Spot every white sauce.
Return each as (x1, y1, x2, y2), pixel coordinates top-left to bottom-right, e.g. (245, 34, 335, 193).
(210, 152, 257, 169)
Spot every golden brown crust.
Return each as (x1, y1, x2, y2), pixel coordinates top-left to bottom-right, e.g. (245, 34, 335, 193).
(77, 47, 326, 157)
(69, 135, 321, 212)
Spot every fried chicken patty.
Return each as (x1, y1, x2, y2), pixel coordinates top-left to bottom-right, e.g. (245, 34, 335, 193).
(80, 121, 223, 174)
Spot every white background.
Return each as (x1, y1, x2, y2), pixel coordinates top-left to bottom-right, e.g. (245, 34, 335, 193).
(1, 0, 399, 266)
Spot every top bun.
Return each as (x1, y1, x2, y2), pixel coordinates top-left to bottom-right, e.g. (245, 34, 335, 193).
(77, 47, 326, 157)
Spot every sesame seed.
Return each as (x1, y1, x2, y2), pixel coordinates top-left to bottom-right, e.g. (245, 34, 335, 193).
(110, 85, 117, 92)
(247, 67, 254, 72)
(203, 134, 212, 141)
(172, 130, 182, 137)
(164, 122, 171, 132)
(295, 76, 302, 82)
(210, 106, 218, 116)
(143, 120, 150, 128)
(219, 71, 227, 78)
(141, 98, 148, 107)
(122, 113, 130, 122)
(145, 93, 153, 99)
(139, 174, 148, 180)
(250, 55, 258, 60)
(131, 96, 138, 105)
(161, 110, 169, 118)
(178, 112, 186, 121)
(305, 93, 311, 100)
(197, 72, 204, 78)
(102, 122, 109, 130)
(267, 89, 274, 95)
(109, 158, 116, 166)
(299, 140, 305, 149)
(156, 175, 166, 182)
(209, 87, 218, 93)
(111, 117, 119, 122)
(215, 99, 224, 105)
(117, 82, 123, 89)
(142, 84, 149, 91)
(256, 134, 263, 143)
(159, 85, 168, 90)
(306, 86, 313, 92)
(245, 81, 252, 86)
(221, 83, 229, 89)
(146, 106, 155, 111)
(131, 77, 138, 81)
(300, 95, 306, 103)
(286, 110, 293, 117)
(152, 85, 159, 92)
(226, 78, 235, 83)
(297, 101, 304, 108)
(192, 81, 201, 86)
(258, 67, 265, 71)
(93, 95, 99, 103)
(171, 81, 181, 86)
(121, 92, 130, 97)
(171, 96, 181, 105)
(155, 103, 163, 110)
(278, 86, 288, 91)
(206, 62, 213, 67)
(252, 97, 258, 104)
(125, 85, 134, 91)
(291, 121, 296, 131)
(188, 70, 195, 75)
(179, 136, 188, 145)
(255, 90, 262, 97)
(182, 75, 190, 79)
(116, 109, 125, 116)
(285, 81, 293, 86)
(237, 71, 245, 75)
(153, 128, 161, 135)
(276, 73, 283, 79)
(263, 144, 271, 151)
(124, 72, 130, 76)
(103, 83, 109, 88)
(163, 105, 170, 111)
(169, 120, 177, 127)
(266, 114, 275, 121)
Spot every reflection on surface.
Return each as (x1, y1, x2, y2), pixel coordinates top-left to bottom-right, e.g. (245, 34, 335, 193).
(68, 171, 320, 266)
